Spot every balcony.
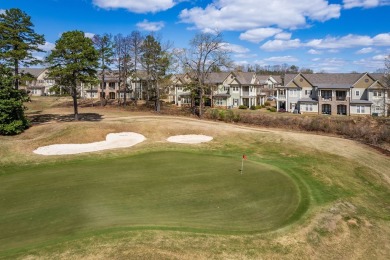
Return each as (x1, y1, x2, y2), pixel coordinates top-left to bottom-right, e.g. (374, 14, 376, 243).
(336, 96, 347, 101)
(321, 96, 332, 101)
(278, 95, 286, 100)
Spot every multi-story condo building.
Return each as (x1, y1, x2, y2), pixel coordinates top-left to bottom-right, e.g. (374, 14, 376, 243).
(20, 68, 56, 96)
(277, 73, 389, 116)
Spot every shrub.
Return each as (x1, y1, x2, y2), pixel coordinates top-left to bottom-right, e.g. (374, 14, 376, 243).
(250, 105, 257, 110)
(208, 108, 219, 120)
(268, 107, 277, 112)
(239, 105, 248, 109)
(264, 101, 271, 106)
(255, 105, 262, 109)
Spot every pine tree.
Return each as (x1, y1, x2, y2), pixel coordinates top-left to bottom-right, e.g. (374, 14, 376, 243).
(46, 31, 99, 120)
(0, 8, 45, 89)
(0, 65, 29, 135)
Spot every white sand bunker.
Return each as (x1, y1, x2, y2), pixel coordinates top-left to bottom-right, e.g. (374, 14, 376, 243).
(167, 135, 213, 144)
(34, 132, 146, 155)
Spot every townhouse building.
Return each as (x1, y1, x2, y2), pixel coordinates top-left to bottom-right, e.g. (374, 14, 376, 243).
(277, 73, 389, 116)
(20, 68, 56, 96)
(169, 72, 278, 108)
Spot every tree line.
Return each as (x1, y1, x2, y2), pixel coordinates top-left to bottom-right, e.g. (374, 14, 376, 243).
(1, 8, 389, 135)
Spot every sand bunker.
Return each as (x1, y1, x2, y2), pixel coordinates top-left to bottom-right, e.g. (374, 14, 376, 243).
(167, 135, 213, 144)
(34, 132, 146, 155)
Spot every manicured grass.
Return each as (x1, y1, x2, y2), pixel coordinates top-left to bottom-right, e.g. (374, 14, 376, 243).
(0, 151, 301, 255)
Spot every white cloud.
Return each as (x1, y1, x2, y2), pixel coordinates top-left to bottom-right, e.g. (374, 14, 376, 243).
(93, 0, 178, 13)
(311, 58, 346, 72)
(260, 39, 301, 51)
(136, 19, 165, 31)
(275, 32, 292, 40)
(308, 49, 322, 54)
(85, 32, 95, 39)
(221, 43, 250, 53)
(257, 32, 390, 52)
(343, 0, 390, 9)
(356, 47, 375, 54)
(372, 54, 387, 61)
(264, 56, 298, 63)
(180, 0, 341, 32)
(39, 42, 55, 52)
(353, 57, 386, 70)
(0, 9, 5, 14)
(239, 28, 282, 43)
(306, 33, 390, 49)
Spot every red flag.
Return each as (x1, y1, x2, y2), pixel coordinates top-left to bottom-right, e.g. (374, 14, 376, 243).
(243, 154, 247, 160)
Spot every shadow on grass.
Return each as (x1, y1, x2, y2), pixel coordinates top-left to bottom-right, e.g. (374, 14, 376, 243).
(29, 113, 103, 124)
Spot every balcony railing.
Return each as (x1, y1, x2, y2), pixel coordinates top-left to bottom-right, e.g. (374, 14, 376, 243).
(278, 95, 286, 99)
(336, 96, 347, 101)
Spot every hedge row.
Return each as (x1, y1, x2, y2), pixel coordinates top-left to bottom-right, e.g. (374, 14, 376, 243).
(204, 108, 390, 145)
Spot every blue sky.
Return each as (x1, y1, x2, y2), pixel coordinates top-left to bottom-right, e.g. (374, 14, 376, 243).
(1, 0, 389, 73)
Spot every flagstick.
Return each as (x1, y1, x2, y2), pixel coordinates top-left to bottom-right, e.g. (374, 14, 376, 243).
(241, 157, 244, 174)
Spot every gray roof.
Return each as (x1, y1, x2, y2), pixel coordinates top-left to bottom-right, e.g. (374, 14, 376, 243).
(283, 74, 297, 85)
(234, 72, 255, 85)
(204, 72, 230, 84)
(298, 98, 318, 103)
(350, 99, 373, 104)
(317, 84, 352, 89)
(213, 93, 231, 98)
(179, 92, 192, 97)
(303, 73, 363, 86)
(20, 68, 46, 78)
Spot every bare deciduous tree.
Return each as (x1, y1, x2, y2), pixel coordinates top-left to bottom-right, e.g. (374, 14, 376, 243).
(92, 33, 113, 106)
(180, 32, 231, 117)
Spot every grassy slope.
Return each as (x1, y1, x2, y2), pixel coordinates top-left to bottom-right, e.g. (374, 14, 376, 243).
(0, 97, 389, 259)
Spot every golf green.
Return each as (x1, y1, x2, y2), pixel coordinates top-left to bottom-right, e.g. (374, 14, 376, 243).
(0, 151, 301, 252)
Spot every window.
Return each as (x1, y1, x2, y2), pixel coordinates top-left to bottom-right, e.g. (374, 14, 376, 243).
(357, 105, 365, 114)
(182, 97, 191, 104)
(373, 91, 382, 97)
(322, 104, 331, 114)
(223, 86, 229, 92)
(355, 90, 360, 96)
(279, 90, 285, 96)
(375, 106, 381, 111)
(321, 90, 332, 100)
(177, 87, 182, 91)
(305, 90, 312, 96)
(290, 89, 297, 97)
(109, 82, 115, 88)
(336, 91, 346, 101)
(215, 99, 223, 106)
(231, 86, 239, 92)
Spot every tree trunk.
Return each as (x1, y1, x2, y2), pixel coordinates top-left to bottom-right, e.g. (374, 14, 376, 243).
(155, 81, 160, 112)
(100, 70, 105, 106)
(199, 85, 204, 117)
(14, 59, 19, 90)
(72, 86, 79, 121)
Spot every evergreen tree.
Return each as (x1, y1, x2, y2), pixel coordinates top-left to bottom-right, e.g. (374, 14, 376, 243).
(0, 8, 45, 89)
(141, 35, 170, 112)
(0, 65, 29, 135)
(46, 31, 99, 120)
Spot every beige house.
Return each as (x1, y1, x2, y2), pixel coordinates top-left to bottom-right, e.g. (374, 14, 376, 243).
(278, 72, 388, 116)
(20, 68, 56, 96)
